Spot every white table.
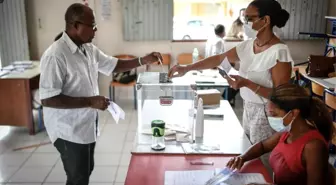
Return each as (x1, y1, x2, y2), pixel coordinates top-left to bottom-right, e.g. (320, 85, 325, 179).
(132, 100, 251, 155)
(296, 65, 335, 90)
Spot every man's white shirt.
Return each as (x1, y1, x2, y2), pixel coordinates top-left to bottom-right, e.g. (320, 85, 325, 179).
(205, 36, 225, 58)
(39, 32, 118, 144)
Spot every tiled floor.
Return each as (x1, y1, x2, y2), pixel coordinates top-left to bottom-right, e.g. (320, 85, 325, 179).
(0, 90, 334, 185)
(0, 97, 137, 185)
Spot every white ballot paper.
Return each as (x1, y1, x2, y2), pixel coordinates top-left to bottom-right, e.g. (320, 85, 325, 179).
(107, 101, 125, 124)
(164, 168, 266, 185)
(219, 57, 240, 76)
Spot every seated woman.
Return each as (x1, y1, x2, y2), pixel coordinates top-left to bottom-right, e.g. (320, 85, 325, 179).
(227, 84, 335, 185)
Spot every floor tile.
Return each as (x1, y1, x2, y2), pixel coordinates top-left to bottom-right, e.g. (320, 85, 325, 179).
(115, 166, 128, 183)
(125, 131, 135, 142)
(95, 142, 124, 153)
(122, 142, 133, 154)
(45, 166, 66, 183)
(94, 153, 121, 166)
(24, 153, 59, 167)
(104, 124, 129, 133)
(0, 153, 31, 166)
(119, 153, 131, 166)
(90, 166, 117, 183)
(35, 144, 57, 153)
(0, 166, 19, 183)
(6, 184, 42, 185)
(43, 182, 113, 185)
(9, 166, 52, 183)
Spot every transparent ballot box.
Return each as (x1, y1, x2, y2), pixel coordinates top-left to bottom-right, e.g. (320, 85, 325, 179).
(136, 72, 197, 147)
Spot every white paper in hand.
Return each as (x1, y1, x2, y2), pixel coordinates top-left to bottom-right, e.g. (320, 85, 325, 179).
(219, 57, 232, 74)
(107, 101, 125, 124)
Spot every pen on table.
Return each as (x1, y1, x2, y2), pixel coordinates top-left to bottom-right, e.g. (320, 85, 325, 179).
(190, 161, 214, 165)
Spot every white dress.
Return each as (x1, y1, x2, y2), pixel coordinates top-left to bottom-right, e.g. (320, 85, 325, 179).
(235, 39, 294, 144)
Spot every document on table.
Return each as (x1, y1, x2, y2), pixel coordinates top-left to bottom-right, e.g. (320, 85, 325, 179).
(214, 169, 266, 185)
(164, 168, 266, 185)
(181, 143, 221, 154)
(107, 101, 125, 124)
(164, 170, 215, 185)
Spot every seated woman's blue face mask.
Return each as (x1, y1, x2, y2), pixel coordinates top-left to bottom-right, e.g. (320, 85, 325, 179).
(266, 103, 297, 132)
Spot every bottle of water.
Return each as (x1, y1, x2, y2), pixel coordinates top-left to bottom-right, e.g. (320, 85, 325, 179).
(195, 98, 204, 142)
(192, 48, 199, 64)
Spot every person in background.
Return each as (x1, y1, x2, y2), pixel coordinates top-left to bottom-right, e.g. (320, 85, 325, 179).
(39, 3, 162, 185)
(205, 24, 239, 105)
(226, 84, 335, 185)
(227, 8, 246, 40)
(169, 0, 293, 145)
(205, 24, 225, 58)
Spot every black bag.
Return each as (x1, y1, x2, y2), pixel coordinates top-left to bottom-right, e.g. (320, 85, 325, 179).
(113, 70, 137, 84)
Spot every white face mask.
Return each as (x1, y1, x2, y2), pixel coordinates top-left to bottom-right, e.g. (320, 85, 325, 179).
(243, 22, 257, 39)
(268, 111, 295, 132)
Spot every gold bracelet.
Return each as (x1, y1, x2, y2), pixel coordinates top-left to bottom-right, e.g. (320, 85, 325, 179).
(254, 85, 261, 94)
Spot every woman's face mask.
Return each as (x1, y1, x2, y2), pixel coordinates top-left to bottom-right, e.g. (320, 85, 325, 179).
(243, 16, 270, 39)
(268, 111, 296, 132)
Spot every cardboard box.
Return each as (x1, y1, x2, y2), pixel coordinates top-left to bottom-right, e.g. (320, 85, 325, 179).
(196, 89, 221, 106)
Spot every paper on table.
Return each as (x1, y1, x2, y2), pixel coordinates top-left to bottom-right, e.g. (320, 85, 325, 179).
(214, 169, 266, 185)
(181, 143, 221, 154)
(164, 170, 215, 185)
(205, 168, 234, 185)
(107, 101, 125, 124)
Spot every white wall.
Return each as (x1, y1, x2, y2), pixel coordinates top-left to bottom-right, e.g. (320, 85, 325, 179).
(26, 0, 335, 96)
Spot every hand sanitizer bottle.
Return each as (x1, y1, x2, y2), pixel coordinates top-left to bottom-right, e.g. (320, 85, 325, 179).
(195, 98, 204, 142)
(192, 48, 199, 64)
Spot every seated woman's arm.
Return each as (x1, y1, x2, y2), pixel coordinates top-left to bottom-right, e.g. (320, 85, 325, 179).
(227, 132, 282, 170)
(305, 140, 330, 185)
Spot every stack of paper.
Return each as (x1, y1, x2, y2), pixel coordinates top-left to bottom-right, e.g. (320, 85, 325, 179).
(165, 170, 215, 185)
(164, 168, 266, 185)
(181, 143, 221, 154)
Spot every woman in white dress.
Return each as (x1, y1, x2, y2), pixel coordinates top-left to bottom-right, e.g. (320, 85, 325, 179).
(168, 0, 293, 145)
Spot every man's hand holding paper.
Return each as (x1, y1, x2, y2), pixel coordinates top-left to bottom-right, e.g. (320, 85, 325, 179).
(107, 101, 125, 124)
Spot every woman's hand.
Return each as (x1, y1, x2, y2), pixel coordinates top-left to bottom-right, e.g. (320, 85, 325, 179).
(168, 65, 189, 78)
(224, 75, 250, 90)
(226, 156, 245, 170)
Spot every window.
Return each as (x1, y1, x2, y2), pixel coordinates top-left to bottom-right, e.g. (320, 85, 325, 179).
(173, 0, 252, 41)
(121, 0, 329, 41)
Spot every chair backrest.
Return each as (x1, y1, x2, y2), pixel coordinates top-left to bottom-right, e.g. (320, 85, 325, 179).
(177, 53, 204, 65)
(311, 82, 324, 97)
(112, 54, 138, 73)
(113, 54, 137, 60)
(325, 89, 336, 110)
(328, 163, 336, 185)
(152, 53, 171, 65)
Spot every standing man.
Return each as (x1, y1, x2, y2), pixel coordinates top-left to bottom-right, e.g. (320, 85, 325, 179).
(205, 24, 225, 58)
(39, 3, 162, 185)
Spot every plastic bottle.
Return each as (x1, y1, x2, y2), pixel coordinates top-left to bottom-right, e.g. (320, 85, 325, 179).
(195, 98, 204, 139)
(192, 48, 199, 64)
